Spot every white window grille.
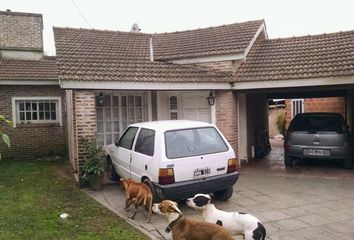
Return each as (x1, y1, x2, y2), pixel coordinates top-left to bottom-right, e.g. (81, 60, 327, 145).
(12, 97, 62, 127)
(291, 99, 304, 118)
(96, 94, 145, 146)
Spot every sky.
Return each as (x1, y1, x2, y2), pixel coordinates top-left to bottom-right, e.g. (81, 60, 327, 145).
(2, 0, 354, 55)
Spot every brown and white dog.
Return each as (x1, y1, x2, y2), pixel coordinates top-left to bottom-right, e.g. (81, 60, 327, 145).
(187, 194, 266, 240)
(152, 200, 234, 240)
(120, 178, 153, 223)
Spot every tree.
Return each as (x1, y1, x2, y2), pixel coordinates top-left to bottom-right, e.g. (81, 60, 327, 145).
(0, 115, 13, 160)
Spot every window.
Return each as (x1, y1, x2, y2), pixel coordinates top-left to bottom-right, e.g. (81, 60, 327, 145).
(12, 97, 62, 126)
(169, 96, 178, 120)
(118, 127, 138, 150)
(135, 128, 155, 156)
(291, 99, 304, 118)
(96, 93, 146, 146)
(165, 127, 228, 159)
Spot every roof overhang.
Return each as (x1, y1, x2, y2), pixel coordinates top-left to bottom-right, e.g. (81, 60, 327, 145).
(60, 80, 231, 90)
(232, 76, 354, 90)
(0, 80, 59, 85)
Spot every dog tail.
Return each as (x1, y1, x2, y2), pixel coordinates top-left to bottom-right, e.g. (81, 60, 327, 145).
(144, 194, 153, 212)
(253, 222, 266, 240)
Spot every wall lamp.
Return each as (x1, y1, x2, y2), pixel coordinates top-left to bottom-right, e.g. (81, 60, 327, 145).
(206, 90, 216, 106)
(96, 92, 105, 106)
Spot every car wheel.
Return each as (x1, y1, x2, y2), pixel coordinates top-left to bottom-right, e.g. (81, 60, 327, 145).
(213, 186, 233, 201)
(343, 159, 353, 169)
(284, 155, 293, 167)
(143, 178, 161, 203)
(107, 158, 120, 181)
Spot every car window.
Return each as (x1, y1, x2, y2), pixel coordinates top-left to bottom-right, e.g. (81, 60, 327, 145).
(165, 127, 228, 159)
(289, 116, 344, 134)
(134, 128, 155, 157)
(118, 127, 138, 150)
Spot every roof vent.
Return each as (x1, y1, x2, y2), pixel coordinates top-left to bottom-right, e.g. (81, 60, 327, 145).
(6, 9, 11, 12)
(130, 23, 141, 33)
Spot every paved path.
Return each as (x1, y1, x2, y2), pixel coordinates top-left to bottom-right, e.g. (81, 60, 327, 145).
(84, 139, 354, 239)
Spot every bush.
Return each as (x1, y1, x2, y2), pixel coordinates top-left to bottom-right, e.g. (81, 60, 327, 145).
(80, 137, 104, 183)
(276, 112, 286, 136)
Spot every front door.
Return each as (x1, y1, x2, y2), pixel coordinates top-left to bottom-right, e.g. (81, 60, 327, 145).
(181, 92, 211, 123)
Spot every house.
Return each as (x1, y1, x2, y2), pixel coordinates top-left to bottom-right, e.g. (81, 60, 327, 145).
(1, 10, 354, 180)
(0, 10, 66, 160)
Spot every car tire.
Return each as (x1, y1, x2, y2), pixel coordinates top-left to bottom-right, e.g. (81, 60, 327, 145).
(284, 155, 293, 167)
(213, 186, 233, 201)
(343, 159, 353, 169)
(143, 178, 161, 203)
(107, 157, 120, 181)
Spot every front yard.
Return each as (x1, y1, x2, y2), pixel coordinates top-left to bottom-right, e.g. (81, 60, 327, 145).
(0, 159, 149, 240)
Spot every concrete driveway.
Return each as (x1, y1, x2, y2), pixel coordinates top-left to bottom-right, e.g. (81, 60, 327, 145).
(84, 168, 354, 240)
(84, 140, 354, 239)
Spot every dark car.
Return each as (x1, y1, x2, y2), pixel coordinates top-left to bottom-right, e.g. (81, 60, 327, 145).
(284, 112, 352, 169)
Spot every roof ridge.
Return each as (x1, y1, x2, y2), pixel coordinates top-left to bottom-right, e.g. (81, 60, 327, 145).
(53, 26, 150, 36)
(268, 29, 354, 41)
(153, 19, 264, 36)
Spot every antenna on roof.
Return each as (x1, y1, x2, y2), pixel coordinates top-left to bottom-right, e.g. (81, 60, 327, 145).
(130, 23, 141, 33)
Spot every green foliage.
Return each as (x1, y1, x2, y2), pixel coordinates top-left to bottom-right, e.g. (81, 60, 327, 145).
(81, 137, 105, 182)
(276, 112, 286, 136)
(0, 115, 13, 160)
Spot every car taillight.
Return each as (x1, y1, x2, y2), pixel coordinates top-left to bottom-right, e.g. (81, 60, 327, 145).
(158, 168, 175, 185)
(227, 158, 237, 173)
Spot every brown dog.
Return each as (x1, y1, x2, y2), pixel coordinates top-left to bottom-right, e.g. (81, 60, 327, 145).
(152, 200, 233, 240)
(120, 178, 153, 223)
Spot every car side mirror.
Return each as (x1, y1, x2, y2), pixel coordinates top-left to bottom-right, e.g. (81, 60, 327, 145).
(115, 139, 120, 147)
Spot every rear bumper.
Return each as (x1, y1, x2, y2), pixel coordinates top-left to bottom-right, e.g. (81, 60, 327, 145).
(152, 171, 239, 200)
(285, 145, 351, 160)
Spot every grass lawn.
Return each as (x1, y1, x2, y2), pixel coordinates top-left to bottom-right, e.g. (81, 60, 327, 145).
(0, 159, 149, 240)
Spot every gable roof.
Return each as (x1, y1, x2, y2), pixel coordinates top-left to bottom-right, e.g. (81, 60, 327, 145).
(0, 56, 57, 81)
(235, 30, 354, 82)
(53, 27, 233, 84)
(153, 20, 264, 61)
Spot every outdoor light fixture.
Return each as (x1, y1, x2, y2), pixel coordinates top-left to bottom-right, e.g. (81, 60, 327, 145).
(96, 92, 105, 106)
(206, 90, 216, 106)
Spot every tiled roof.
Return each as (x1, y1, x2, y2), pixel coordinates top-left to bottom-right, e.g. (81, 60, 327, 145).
(235, 30, 354, 82)
(153, 20, 264, 60)
(53, 27, 233, 83)
(0, 56, 58, 81)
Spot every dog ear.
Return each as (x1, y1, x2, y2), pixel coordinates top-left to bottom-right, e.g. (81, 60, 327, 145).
(173, 201, 178, 207)
(168, 205, 180, 213)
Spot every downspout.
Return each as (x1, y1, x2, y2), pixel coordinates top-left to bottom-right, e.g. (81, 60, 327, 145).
(149, 34, 154, 62)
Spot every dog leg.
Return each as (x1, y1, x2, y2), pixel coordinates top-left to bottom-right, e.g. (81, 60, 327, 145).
(125, 198, 133, 211)
(145, 195, 152, 223)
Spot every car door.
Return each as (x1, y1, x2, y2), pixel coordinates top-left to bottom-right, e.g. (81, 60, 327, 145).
(111, 126, 138, 179)
(130, 128, 156, 182)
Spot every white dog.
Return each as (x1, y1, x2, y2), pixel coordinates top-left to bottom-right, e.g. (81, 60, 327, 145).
(186, 194, 266, 240)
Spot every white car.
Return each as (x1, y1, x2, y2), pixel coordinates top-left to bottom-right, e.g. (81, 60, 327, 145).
(105, 120, 239, 201)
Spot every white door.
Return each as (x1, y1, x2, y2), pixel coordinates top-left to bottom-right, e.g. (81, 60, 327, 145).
(182, 92, 211, 123)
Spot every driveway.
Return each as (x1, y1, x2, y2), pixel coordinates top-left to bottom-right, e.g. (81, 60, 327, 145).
(84, 140, 354, 239)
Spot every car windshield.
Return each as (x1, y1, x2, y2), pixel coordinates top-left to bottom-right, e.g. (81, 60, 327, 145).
(165, 127, 228, 159)
(288, 116, 345, 134)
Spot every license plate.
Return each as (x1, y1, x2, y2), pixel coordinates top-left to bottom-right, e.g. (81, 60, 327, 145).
(305, 149, 330, 156)
(194, 168, 210, 178)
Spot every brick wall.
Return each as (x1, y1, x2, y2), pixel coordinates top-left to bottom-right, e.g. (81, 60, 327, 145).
(285, 97, 346, 129)
(215, 90, 238, 158)
(0, 85, 67, 159)
(0, 11, 43, 50)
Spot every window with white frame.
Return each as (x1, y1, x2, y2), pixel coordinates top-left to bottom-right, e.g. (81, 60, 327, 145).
(96, 93, 146, 146)
(12, 97, 62, 126)
(291, 99, 304, 118)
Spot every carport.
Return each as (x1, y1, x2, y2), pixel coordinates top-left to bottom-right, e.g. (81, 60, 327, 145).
(232, 30, 354, 165)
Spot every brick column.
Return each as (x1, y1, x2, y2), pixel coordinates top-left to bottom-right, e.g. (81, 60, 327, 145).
(73, 90, 97, 173)
(215, 90, 238, 158)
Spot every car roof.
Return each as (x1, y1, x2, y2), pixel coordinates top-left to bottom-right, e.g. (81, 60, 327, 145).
(295, 112, 344, 118)
(129, 120, 214, 131)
